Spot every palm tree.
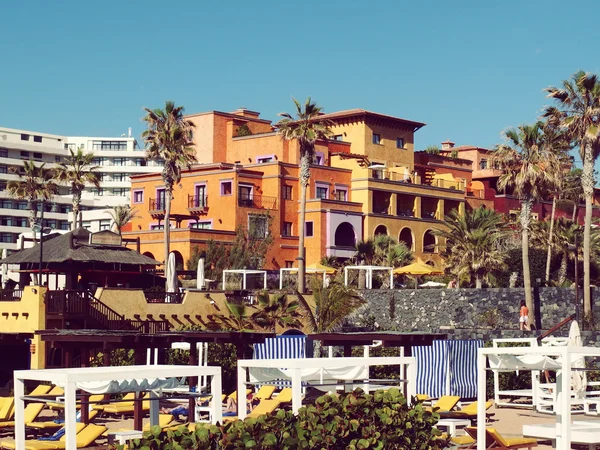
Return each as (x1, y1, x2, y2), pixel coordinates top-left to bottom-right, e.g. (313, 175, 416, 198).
(493, 123, 561, 324)
(251, 292, 302, 332)
(107, 205, 138, 235)
(544, 71, 600, 320)
(373, 234, 414, 267)
(142, 101, 197, 287)
(563, 168, 585, 222)
(275, 98, 332, 293)
(433, 207, 508, 288)
(354, 239, 376, 265)
(53, 148, 100, 229)
(294, 280, 365, 356)
(208, 301, 255, 332)
(7, 161, 59, 232)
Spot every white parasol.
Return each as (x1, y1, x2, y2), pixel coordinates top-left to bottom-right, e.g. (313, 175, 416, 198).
(568, 320, 587, 398)
(165, 252, 177, 296)
(1, 248, 7, 289)
(197, 258, 205, 290)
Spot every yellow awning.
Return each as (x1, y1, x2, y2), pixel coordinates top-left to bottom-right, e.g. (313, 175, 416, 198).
(306, 262, 336, 274)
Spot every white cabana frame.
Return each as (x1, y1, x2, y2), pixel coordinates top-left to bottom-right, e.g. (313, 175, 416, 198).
(344, 266, 393, 289)
(477, 345, 600, 450)
(237, 356, 416, 420)
(278, 268, 328, 289)
(222, 269, 267, 290)
(14, 365, 222, 450)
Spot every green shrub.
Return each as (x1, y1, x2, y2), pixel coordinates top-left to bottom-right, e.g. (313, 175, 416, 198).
(115, 389, 446, 450)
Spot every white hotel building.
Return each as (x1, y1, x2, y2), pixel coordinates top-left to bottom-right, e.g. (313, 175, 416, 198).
(0, 126, 162, 252)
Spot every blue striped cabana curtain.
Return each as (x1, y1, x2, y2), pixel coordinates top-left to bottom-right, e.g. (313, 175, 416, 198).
(414, 339, 483, 398)
(253, 335, 306, 387)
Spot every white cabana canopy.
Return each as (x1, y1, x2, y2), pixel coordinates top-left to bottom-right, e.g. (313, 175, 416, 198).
(237, 356, 416, 419)
(477, 345, 600, 450)
(14, 365, 222, 450)
(344, 266, 393, 289)
(222, 269, 267, 290)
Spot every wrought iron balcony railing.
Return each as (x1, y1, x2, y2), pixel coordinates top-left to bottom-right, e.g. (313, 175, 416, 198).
(238, 193, 277, 209)
(149, 198, 165, 212)
(188, 195, 208, 211)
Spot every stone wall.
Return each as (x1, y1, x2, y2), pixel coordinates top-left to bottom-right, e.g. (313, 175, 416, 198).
(353, 287, 599, 343)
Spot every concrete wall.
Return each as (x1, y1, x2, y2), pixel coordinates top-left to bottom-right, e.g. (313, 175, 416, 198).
(0, 286, 46, 368)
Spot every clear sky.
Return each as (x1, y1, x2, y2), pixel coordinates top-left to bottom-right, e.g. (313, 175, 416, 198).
(0, 0, 598, 161)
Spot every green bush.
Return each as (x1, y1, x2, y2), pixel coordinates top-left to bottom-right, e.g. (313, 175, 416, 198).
(116, 389, 446, 450)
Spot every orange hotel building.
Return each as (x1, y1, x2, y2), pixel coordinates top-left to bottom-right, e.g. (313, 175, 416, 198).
(124, 108, 474, 270)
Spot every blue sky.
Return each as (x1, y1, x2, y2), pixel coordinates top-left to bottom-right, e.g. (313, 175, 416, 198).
(0, 0, 598, 162)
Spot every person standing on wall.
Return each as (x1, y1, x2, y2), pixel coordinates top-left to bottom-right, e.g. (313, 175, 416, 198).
(519, 300, 530, 331)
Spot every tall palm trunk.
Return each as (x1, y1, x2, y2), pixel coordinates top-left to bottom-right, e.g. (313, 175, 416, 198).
(164, 188, 172, 290)
(521, 200, 534, 327)
(558, 251, 568, 287)
(572, 203, 578, 222)
(582, 145, 594, 320)
(297, 150, 311, 294)
(72, 190, 81, 230)
(545, 197, 556, 284)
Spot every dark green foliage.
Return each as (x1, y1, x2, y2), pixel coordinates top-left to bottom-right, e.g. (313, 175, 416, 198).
(493, 247, 547, 287)
(115, 389, 446, 450)
(236, 124, 253, 137)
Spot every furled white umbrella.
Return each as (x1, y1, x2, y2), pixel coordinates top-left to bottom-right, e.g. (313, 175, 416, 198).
(569, 320, 587, 398)
(197, 258, 205, 290)
(165, 252, 177, 296)
(1, 248, 7, 289)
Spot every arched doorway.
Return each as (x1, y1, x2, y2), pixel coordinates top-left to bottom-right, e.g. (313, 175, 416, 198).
(423, 230, 437, 253)
(334, 222, 356, 247)
(398, 227, 414, 250)
(374, 225, 388, 236)
(172, 251, 185, 270)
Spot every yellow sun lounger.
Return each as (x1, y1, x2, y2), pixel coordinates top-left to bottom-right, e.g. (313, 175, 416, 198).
(26, 409, 99, 430)
(426, 395, 461, 413)
(225, 389, 252, 404)
(0, 398, 15, 422)
(0, 422, 87, 450)
(254, 385, 276, 401)
(439, 400, 493, 419)
(102, 392, 151, 415)
(29, 386, 52, 397)
(485, 427, 538, 449)
(0, 402, 45, 428)
(142, 414, 176, 432)
(275, 388, 292, 404)
(222, 398, 281, 422)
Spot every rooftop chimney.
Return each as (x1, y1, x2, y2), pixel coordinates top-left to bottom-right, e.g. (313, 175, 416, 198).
(441, 140, 455, 150)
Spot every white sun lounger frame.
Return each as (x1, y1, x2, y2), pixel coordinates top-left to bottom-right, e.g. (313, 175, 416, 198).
(492, 338, 539, 408)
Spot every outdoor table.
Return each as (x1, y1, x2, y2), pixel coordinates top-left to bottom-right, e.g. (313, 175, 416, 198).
(436, 418, 471, 436)
(108, 430, 144, 444)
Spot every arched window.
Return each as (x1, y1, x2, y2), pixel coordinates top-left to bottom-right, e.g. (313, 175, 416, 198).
(172, 251, 185, 270)
(398, 227, 414, 250)
(334, 222, 356, 247)
(423, 230, 437, 253)
(374, 225, 388, 236)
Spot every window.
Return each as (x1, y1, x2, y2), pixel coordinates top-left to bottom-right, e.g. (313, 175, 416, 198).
(135, 158, 146, 166)
(92, 157, 107, 166)
(133, 190, 144, 204)
(316, 185, 329, 200)
(372, 133, 381, 145)
(113, 173, 125, 182)
(15, 218, 28, 227)
(221, 181, 232, 196)
(20, 151, 29, 158)
(156, 189, 166, 209)
(20, 134, 29, 141)
(1, 200, 12, 209)
(99, 219, 111, 231)
(112, 188, 128, 196)
(33, 152, 42, 159)
(396, 138, 405, 149)
(248, 214, 268, 239)
(150, 224, 165, 230)
(65, 143, 76, 151)
(55, 155, 61, 162)
(238, 184, 253, 205)
(0, 217, 12, 226)
(285, 261, 294, 268)
(190, 221, 212, 229)
(0, 166, 6, 174)
(45, 220, 57, 229)
(0, 182, 6, 191)
(194, 185, 207, 207)
(305, 221, 314, 237)
(92, 140, 128, 151)
(332, 135, 343, 141)
(313, 154, 324, 165)
(82, 221, 92, 230)
(113, 158, 126, 166)
(33, 136, 42, 143)
(282, 222, 292, 236)
(282, 185, 292, 200)
(0, 233, 14, 243)
(17, 201, 28, 210)
(60, 221, 70, 230)
(60, 205, 72, 213)
(257, 157, 273, 163)
(334, 188, 348, 202)
(0, 149, 7, 158)
(479, 159, 488, 170)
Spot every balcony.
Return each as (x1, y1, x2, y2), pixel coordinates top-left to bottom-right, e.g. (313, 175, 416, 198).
(187, 195, 208, 213)
(238, 193, 277, 210)
(149, 198, 165, 213)
(369, 169, 465, 191)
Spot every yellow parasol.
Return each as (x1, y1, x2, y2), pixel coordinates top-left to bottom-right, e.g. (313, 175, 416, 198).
(306, 262, 336, 274)
(393, 259, 443, 275)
